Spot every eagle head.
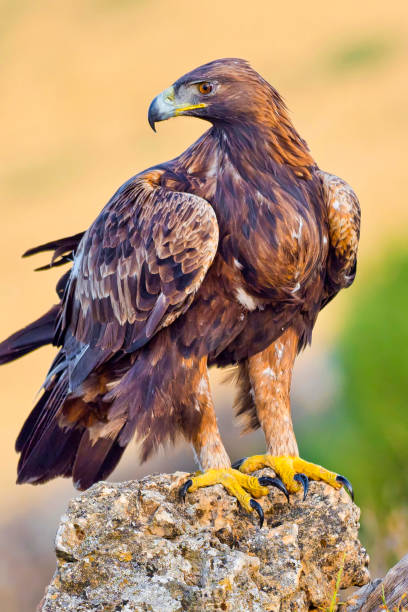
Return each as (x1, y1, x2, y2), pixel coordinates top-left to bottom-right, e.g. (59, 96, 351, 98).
(148, 58, 277, 131)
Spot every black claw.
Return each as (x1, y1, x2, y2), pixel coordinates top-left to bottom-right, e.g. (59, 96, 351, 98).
(258, 476, 290, 503)
(179, 479, 193, 502)
(231, 457, 247, 470)
(294, 473, 309, 501)
(250, 498, 264, 528)
(336, 475, 354, 502)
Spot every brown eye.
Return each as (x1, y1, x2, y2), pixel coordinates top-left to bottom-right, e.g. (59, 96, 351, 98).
(198, 82, 213, 95)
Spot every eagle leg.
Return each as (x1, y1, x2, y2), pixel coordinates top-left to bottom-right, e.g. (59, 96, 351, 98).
(180, 359, 290, 527)
(178, 468, 289, 527)
(233, 455, 354, 501)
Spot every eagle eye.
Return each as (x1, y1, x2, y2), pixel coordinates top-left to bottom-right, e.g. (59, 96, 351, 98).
(197, 82, 213, 95)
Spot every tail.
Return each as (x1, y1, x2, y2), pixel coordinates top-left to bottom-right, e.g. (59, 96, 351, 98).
(0, 305, 59, 365)
(5, 229, 127, 489)
(16, 368, 128, 490)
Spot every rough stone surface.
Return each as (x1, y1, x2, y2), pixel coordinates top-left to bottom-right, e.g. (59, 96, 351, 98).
(39, 471, 370, 611)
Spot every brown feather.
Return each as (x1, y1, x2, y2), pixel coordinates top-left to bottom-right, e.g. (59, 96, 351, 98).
(0, 58, 361, 490)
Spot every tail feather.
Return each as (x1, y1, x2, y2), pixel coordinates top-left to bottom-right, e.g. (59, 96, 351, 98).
(17, 422, 83, 485)
(0, 305, 59, 365)
(15, 387, 50, 453)
(17, 374, 71, 482)
(16, 369, 128, 489)
(94, 441, 127, 483)
(6, 229, 132, 489)
(72, 429, 123, 490)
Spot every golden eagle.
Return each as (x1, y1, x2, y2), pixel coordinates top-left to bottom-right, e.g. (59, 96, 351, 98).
(0, 59, 360, 526)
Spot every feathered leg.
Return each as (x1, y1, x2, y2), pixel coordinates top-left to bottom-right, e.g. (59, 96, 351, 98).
(181, 358, 289, 527)
(233, 328, 354, 501)
(191, 359, 230, 470)
(247, 327, 299, 456)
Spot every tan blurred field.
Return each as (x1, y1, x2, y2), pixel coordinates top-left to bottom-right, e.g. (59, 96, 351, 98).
(0, 1, 408, 608)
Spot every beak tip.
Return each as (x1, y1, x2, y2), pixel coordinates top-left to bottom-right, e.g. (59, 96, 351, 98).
(148, 86, 176, 132)
(148, 98, 158, 132)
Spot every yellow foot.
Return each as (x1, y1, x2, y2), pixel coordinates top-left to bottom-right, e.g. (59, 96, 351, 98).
(232, 455, 354, 502)
(178, 468, 288, 527)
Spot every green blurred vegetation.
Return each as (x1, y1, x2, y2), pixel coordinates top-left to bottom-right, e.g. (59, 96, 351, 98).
(298, 248, 408, 559)
(328, 35, 395, 74)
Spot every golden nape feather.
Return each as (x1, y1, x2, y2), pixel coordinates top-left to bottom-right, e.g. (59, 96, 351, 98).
(0, 59, 359, 519)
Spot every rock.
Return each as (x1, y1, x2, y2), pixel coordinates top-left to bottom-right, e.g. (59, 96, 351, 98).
(39, 471, 370, 611)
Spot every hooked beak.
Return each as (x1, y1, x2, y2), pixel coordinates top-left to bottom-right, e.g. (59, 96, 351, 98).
(148, 85, 207, 132)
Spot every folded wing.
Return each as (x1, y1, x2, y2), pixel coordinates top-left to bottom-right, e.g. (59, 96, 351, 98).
(59, 170, 219, 370)
(318, 170, 361, 307)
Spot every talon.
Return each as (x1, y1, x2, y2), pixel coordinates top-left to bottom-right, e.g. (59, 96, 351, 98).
(336, 475, 354, 502)
(294, 473, 309, 501)
(258, 476, 290, 503)
(179, 478, 193, 502)
(231, 457, 247, 470)
(233, 455, 343, 498)
(250, 498, 264, 528)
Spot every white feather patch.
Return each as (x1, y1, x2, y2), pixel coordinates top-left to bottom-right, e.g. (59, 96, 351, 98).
(236, 287, 257, 311)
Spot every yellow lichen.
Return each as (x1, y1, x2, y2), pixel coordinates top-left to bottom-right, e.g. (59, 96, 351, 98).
(218, 577, 232, 592)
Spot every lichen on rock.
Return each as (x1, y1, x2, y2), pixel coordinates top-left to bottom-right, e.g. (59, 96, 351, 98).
(39, 471, 370, 611)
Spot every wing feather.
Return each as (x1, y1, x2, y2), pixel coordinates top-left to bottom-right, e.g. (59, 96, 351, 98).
(60, 170, 219, 354)
(318, 170, 361, 305)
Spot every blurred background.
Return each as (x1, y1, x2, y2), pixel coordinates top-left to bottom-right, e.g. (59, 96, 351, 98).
(0, 1, 407, 609)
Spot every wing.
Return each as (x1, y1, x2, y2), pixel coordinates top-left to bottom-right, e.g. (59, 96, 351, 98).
(59, 169, 219, 359)
(23, 232, 85, 299)
(318, 170, 361, 307)
(23, 232, 85, 271)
